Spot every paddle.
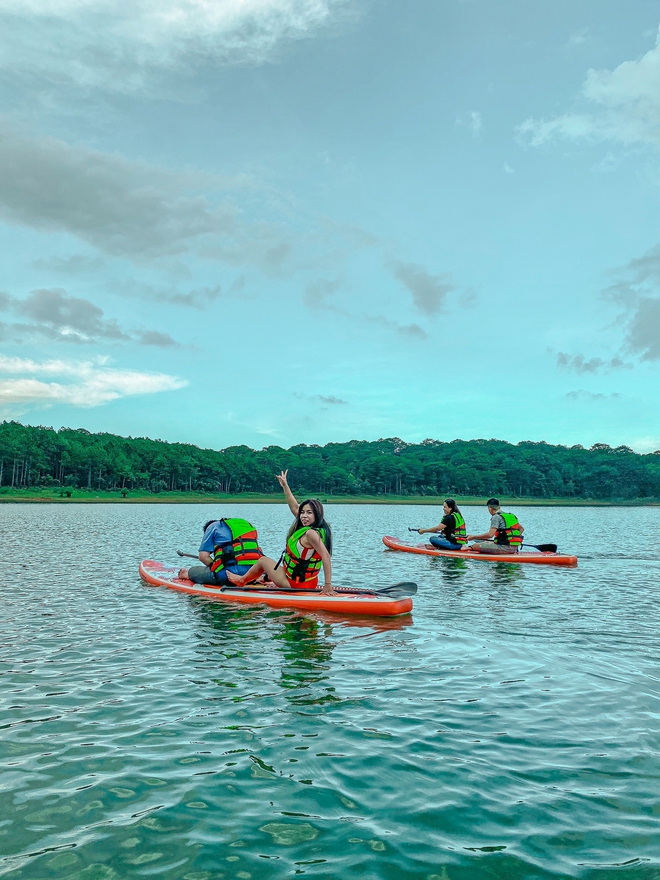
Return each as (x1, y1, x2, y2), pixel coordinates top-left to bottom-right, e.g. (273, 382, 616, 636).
(468, 538, 558, 553)
(406, 532, 557, 553)
(336, 582, 418, 598)
(176, 549, 198, 560)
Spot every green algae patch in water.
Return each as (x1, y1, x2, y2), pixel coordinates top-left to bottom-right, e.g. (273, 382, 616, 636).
(259, 823, 320, 845)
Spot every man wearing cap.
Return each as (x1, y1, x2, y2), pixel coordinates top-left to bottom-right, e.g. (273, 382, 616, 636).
(465, 498, 524, 554)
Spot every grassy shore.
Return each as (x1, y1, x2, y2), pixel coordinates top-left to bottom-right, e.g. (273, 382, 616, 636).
(1, 487, 657, 505)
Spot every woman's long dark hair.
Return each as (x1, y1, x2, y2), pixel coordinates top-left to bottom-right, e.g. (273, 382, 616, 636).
(287, 498, 333, 554)
(444, 498, 463, 519)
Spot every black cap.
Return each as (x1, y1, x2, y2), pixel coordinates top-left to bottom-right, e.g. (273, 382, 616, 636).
(486, 498, 500, 508)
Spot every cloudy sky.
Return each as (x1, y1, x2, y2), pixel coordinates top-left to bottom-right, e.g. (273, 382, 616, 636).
(2, 0, 660, 451)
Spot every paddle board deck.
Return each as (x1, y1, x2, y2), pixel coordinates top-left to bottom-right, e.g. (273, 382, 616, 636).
(139, 560, 413, 617)
(382, 535, 578, 566)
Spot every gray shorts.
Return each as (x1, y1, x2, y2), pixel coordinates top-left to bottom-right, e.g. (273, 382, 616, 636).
(187, 564, 225, 585)
(472, 543, 517, 554)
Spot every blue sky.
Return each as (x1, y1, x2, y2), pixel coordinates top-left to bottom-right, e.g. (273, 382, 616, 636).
(2, 0, 660, 451)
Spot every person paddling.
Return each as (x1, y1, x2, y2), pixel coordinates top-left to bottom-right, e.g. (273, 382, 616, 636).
(178, 517, 263, 585)
(415, 499, 467, 551)
(227, 470, 334, 595)
(465, 498, 524, 554)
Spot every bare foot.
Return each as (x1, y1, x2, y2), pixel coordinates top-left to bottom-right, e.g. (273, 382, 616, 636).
(178, 568, 189, 578)
(226, 571, 245, 586)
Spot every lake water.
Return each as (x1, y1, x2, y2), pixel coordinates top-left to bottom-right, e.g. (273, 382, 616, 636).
(1, 502, 659, 880)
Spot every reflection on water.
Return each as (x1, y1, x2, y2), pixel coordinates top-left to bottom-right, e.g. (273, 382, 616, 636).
(434, 554, 470, 585)
(274, 617, 336, 706)
(1, 502, 660, 880)
(489, 561, 526, 587)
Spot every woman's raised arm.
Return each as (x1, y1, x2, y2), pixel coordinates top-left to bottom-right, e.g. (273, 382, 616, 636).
(275, 469, 299, 516)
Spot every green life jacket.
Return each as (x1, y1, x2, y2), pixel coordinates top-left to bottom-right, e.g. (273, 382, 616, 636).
(447, 511, 467, 546)
(209, 518, 262, 574)
(495, 512, 522, 548)
(282, 526, 327, 583)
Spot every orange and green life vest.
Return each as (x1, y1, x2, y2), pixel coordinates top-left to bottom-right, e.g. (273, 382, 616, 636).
(495, 512, 522, 548)
(448, 511, 467, 546)
(282, 526, 327, 584)
(209, 518, 263, 574)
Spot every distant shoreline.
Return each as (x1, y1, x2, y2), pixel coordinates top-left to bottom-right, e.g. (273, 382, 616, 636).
(1, 489, 657, 506)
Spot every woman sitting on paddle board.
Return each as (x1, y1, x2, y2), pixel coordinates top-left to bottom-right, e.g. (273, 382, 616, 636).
(227, 470, 334, 594)
(416, 499, 467, 551)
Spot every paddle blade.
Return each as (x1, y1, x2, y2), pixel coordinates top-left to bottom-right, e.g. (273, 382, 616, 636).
(534, 543, 558, 553)
(375, 581, 418, 598)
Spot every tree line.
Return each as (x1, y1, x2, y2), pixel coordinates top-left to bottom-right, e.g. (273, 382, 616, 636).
(1, 420, 660, 500)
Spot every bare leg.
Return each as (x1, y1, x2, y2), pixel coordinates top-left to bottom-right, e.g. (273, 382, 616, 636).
(226, 557, 291, 589)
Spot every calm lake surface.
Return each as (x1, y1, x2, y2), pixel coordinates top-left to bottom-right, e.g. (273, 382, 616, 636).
(1, 502, 659, 880)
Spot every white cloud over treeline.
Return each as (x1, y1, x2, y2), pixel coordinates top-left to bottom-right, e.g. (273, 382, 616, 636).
(0, 354, 186, 407)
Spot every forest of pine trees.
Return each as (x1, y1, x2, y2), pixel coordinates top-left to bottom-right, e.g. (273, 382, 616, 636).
(2, 420, 660, 501)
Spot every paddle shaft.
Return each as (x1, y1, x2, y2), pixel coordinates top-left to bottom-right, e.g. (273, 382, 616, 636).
(219, 581, 417, 598)
(460, 538, 558, 553)
(470, 538, 558, 552)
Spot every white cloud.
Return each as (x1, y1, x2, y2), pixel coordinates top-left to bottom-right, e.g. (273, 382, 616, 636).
(0, 126, 295, 270)
(0, 354, 186, 406)
(0, 0, 354, 93)
(628, 435, 660, 453)
(390, 261, 456, 315)
(567, 28, 590, 48)
(557, 352, 632, 374)
(565, 390, 621, 401)
(519, 26, 660, 148)
(601, 249, 660, 361)
(625, 296, 660, 360)
(0, 287, 179, 347)
(456, 110, 482, 137)
(0, 127, 234, 260)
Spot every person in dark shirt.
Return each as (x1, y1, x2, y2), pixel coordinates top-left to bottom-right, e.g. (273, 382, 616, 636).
(416, 499, 467, 550)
